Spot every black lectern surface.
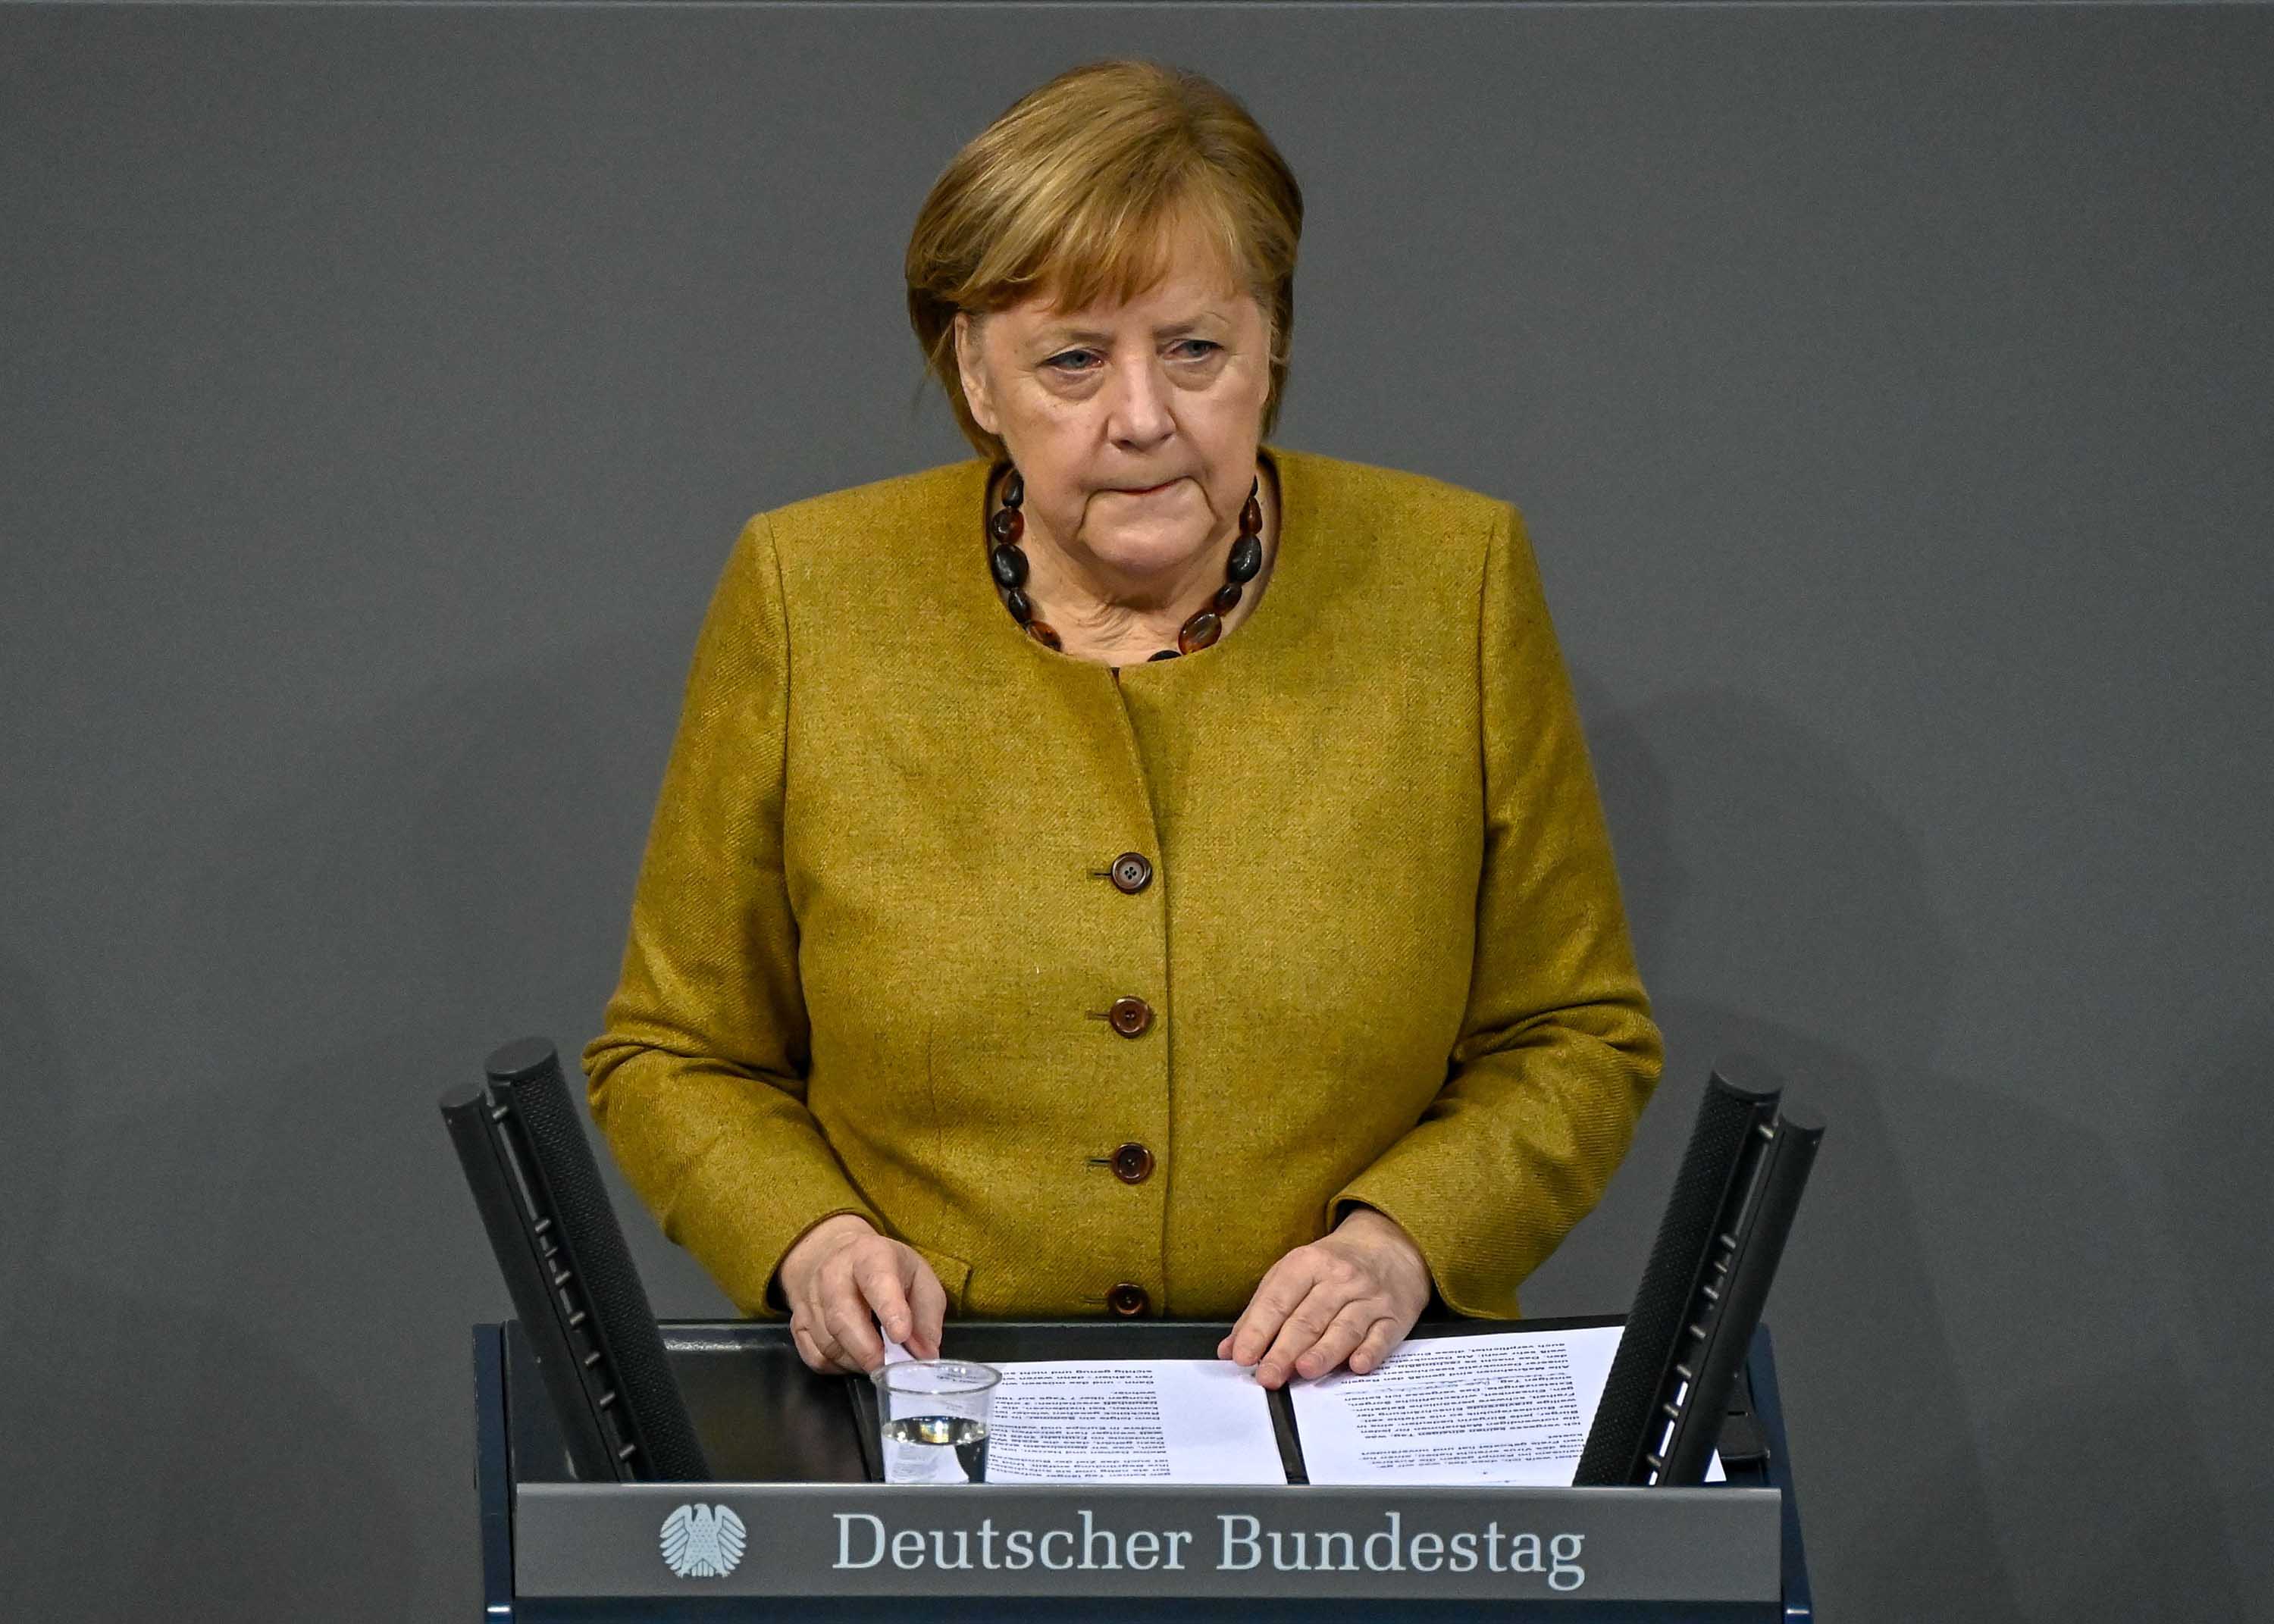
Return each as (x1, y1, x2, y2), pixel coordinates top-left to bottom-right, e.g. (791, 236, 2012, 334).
(472, 1316, 1814, 1622)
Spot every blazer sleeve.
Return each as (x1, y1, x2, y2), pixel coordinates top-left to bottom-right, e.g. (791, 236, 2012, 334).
(581, 512, 879, 1318)
(1330, 501, 1664, 1317)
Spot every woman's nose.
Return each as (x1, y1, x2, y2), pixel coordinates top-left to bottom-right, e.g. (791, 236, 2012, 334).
(1101, 355, 1176, 443)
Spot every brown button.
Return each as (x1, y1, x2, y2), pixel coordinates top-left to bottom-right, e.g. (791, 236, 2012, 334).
(1107, 996, 1154, 1037)
(1110, 1142, 1155, 1184)
(1110, 852, 1154, 893)
(1106, 1282, 1151, 1317)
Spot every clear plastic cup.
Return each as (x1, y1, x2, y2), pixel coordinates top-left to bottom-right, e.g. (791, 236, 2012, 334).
(869, 1358, 1001, 1484)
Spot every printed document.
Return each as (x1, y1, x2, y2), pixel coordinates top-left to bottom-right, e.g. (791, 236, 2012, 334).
(879, 1325, 1721, 1485)
(880, 1340, 1287, 1484)
(983, 1360, 1289, 1485)
(1289, 1325, 1723, 1485)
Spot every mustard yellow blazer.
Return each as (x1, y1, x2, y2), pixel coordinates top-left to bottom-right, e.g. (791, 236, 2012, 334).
(582, 443, 1662, 1324)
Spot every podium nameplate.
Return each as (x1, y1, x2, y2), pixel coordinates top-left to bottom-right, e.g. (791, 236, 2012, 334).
(514, 1481, 1780, 1602)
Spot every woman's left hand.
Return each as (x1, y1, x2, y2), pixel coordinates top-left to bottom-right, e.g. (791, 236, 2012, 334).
(1218, 1206, 1433, 1387)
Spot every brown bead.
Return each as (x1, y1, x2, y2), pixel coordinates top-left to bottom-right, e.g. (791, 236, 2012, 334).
(1147, 649, 1180, 662)
(1227, 534, 1262, 583)
(1004, 587, 1033, 624)
(1026, 620, 1062, 650)
(1107, 996, 1153, 1037)
(1110, 1142, 1155, 1184)
(1176, 612, 1222, 655)
(988, 505, 1024, 545)
(989, 541, 1029, 589)
(1106, 1282, 1151, 1317)
(1003, 468, 1023, 507)
(1241, 493, 1262, 534)
(1213, 581, 1243, 615)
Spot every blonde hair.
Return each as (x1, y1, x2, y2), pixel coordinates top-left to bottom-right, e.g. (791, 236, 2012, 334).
(906, 58, 1304, 462)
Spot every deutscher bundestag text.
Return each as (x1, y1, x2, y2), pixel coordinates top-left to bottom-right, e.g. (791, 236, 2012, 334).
(834, 1509, 1588, 1591)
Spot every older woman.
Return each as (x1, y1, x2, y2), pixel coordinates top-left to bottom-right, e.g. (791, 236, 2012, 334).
(582, 58, 1661, 1394)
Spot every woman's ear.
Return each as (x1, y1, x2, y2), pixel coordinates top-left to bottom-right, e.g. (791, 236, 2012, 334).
(954, 311, 998, 436)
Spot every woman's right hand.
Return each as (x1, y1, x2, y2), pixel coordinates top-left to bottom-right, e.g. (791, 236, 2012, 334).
(776, 1213, 947, 1375)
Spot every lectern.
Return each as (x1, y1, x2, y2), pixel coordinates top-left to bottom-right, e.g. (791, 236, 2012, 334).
(450, 1044, 1818, 1619)
(470, 1313, 1815, 1620)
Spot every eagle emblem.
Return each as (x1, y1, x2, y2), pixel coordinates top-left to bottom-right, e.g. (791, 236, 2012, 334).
(660, 1502, 747, 1579)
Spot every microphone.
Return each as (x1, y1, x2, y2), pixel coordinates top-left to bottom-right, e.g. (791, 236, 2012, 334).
(1575, 1058, 1824, 1487)
(440, 1037, 710, 1482)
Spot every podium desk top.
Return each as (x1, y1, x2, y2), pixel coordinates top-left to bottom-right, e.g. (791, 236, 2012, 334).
(508, 1314, 1633, 1486)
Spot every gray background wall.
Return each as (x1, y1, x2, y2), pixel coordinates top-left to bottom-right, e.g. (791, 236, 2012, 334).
(4, 5, 2268, 1619)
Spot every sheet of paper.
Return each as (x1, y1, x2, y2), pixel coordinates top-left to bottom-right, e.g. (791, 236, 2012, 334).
(1289, 1326, 1723, 1485)
(979, 1360, 1289, 1485)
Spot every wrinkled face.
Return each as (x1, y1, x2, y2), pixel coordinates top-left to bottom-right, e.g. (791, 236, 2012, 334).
(953, 221, 1273, 587)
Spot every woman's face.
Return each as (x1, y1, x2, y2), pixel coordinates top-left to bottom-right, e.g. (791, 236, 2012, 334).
(953, 225, 1273, 596)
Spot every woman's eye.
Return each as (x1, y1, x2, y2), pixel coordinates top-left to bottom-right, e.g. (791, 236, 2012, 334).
(1045, 340, 1220, 374)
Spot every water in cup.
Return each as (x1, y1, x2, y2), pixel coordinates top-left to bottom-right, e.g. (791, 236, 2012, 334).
(880, 1413, 990, 1482)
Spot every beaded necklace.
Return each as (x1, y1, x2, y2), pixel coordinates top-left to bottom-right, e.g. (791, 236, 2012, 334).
(986, 467, 1265, 661)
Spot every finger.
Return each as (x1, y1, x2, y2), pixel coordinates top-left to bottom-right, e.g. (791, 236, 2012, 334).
(1254, 1280, 1348, 1387)
(822, 1285, 887, 1373)
(1348, 1313, 1407, 1375)
(816, 1322, 863, 1378)
(1291, 1299, 1384, 1381)
(1229, 1252, 1327, 1367)
(857, 1250, 916, 1348)
(793, 1308, 854, 1372)
(791, 1318, 845, 1376)
(1229, 1269, 1314, 1370)
(907, 1261, 948, 1360)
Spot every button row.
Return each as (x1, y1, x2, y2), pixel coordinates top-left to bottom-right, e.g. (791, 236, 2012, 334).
(1101, 854, 1156, 1319)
